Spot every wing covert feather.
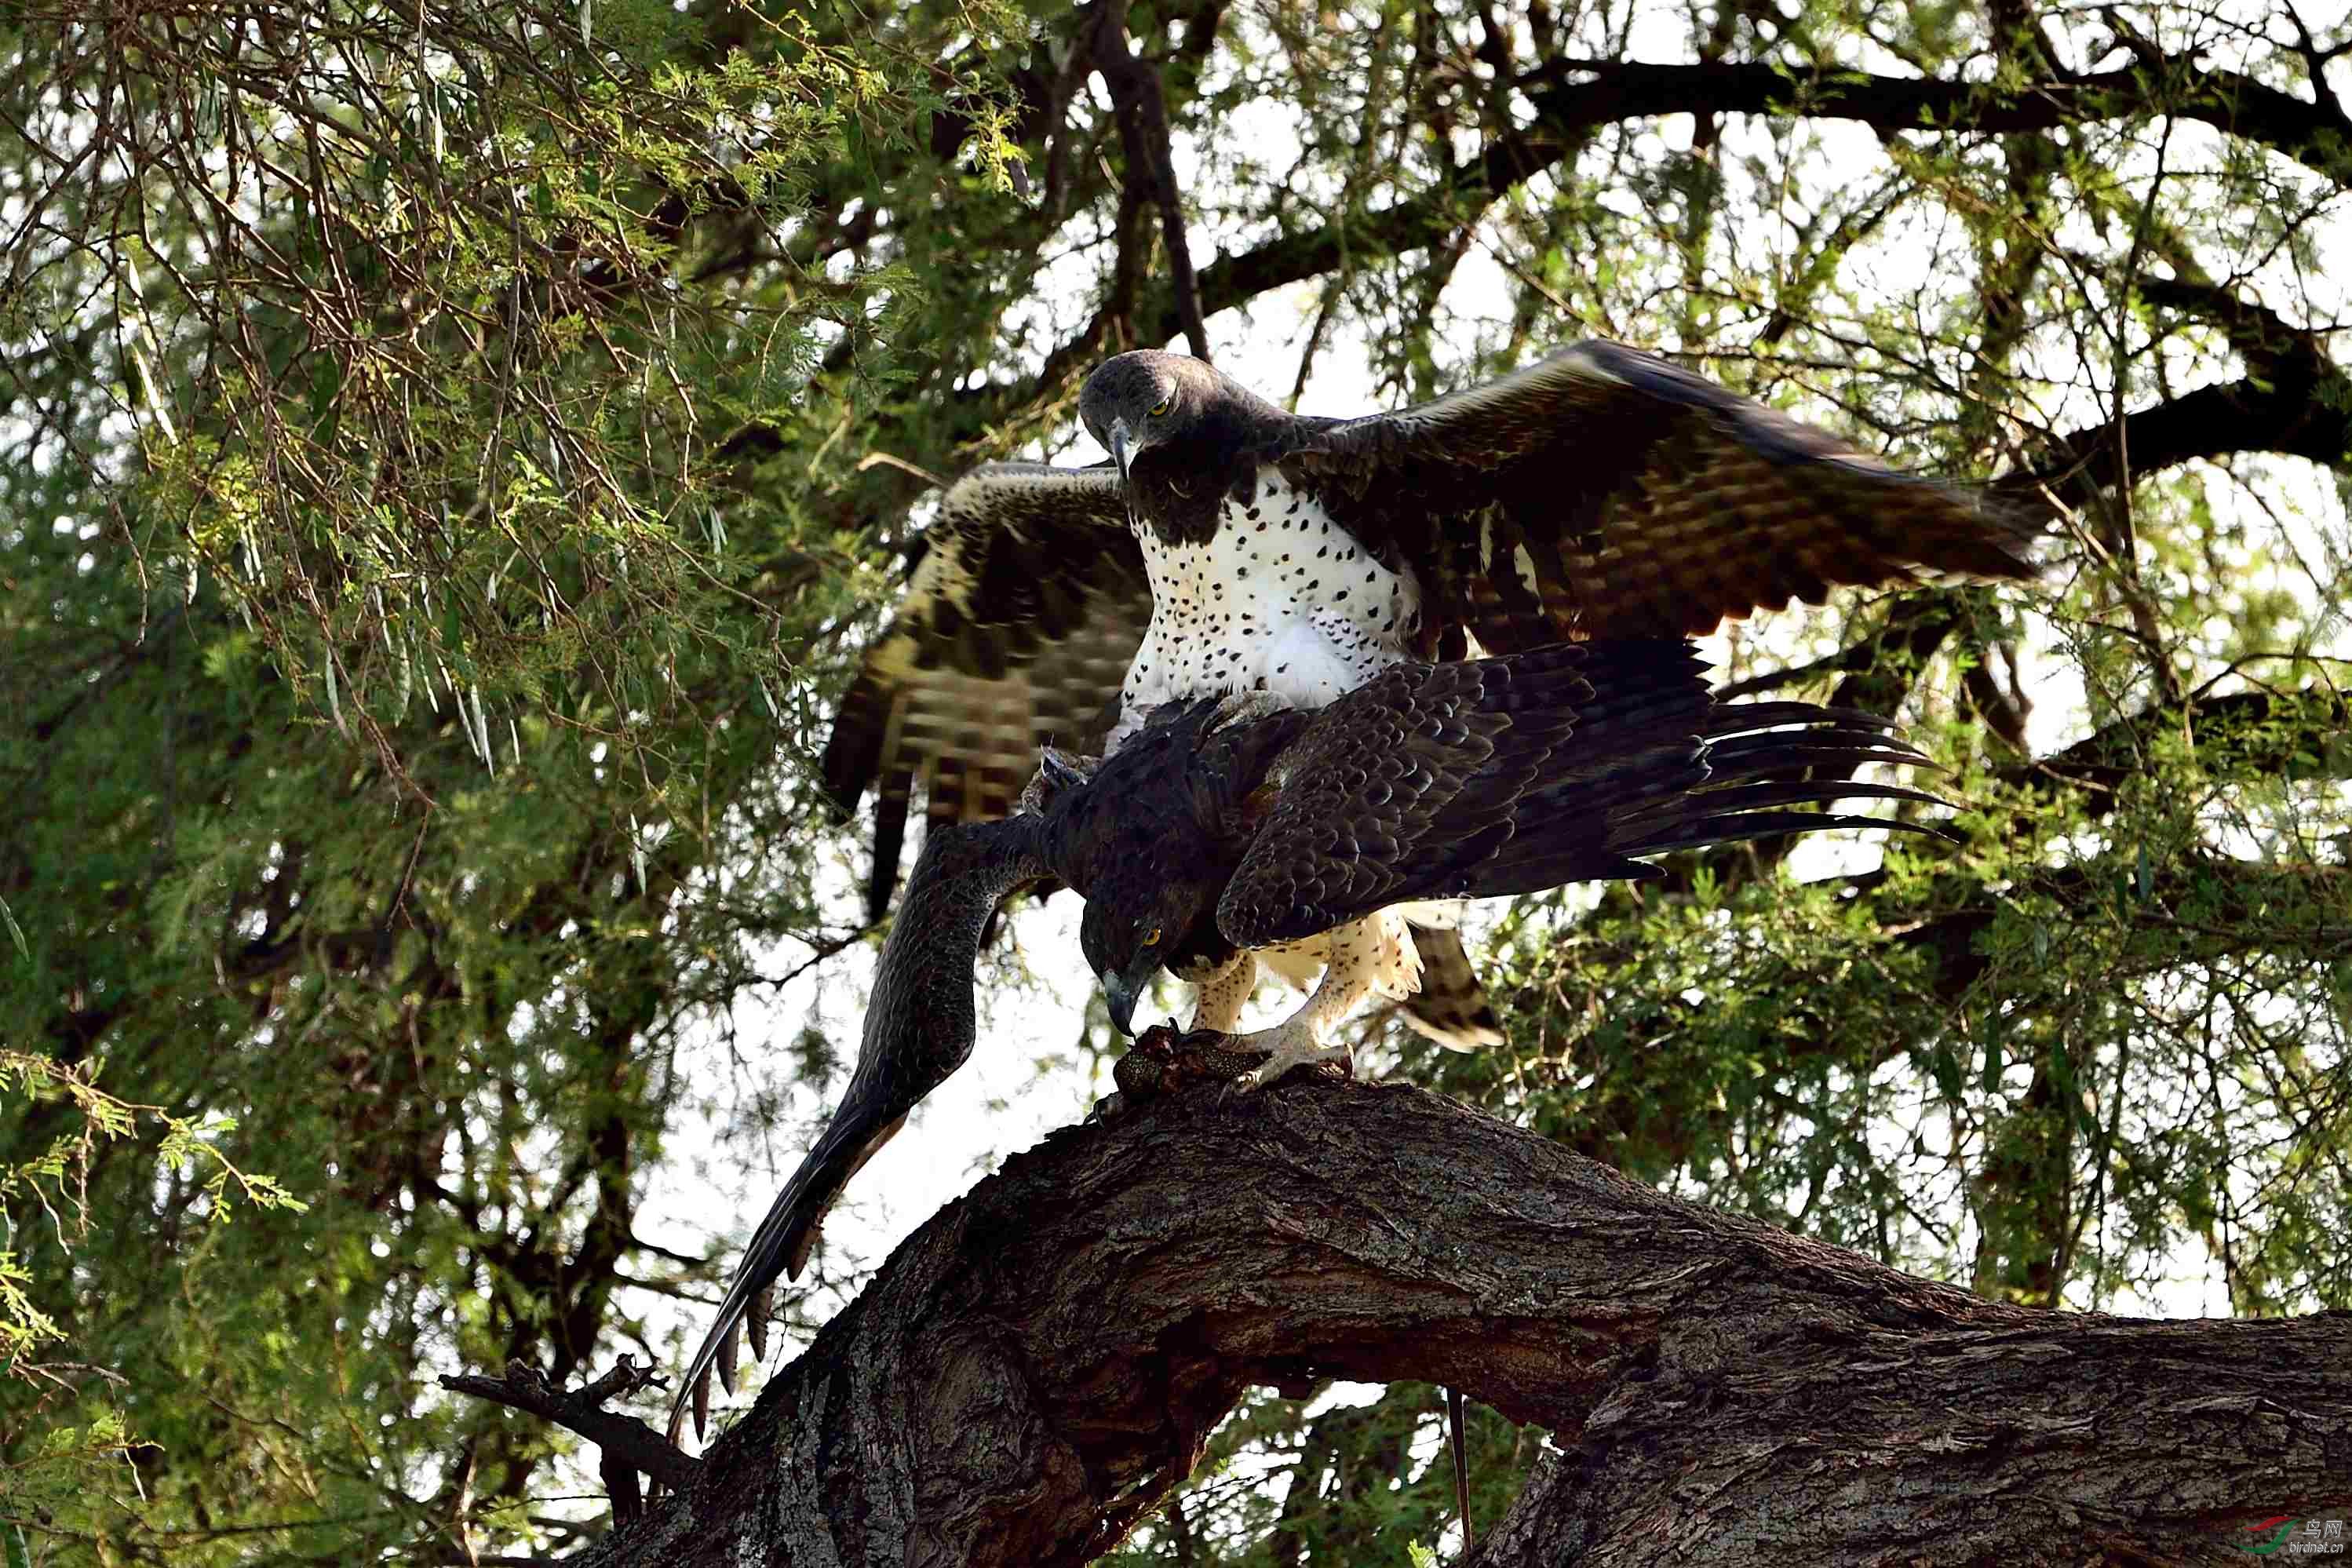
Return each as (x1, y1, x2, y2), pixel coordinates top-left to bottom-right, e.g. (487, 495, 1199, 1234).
(1217, 647, 1597, 947)
(1217, 640, 1955, 947)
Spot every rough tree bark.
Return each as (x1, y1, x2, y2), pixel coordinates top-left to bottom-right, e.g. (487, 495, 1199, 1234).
(585, 1081, 2351, 1566)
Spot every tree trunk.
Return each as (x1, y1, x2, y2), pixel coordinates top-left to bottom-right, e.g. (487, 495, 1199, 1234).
(587, 1081, 2352, 1566)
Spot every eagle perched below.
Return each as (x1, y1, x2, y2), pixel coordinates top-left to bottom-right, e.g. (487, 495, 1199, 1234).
(673, 640, 1951, 1439)
(820, 344, 2044, 1079)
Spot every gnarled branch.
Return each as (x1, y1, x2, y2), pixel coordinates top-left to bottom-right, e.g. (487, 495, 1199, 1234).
(440, 1357, 698, 1519)
(585, 1082, 2351, 1566)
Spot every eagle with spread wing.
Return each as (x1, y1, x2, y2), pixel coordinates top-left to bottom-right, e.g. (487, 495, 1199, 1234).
(675, 640, 1952, 1438)
(820, 343, 2044, 1077)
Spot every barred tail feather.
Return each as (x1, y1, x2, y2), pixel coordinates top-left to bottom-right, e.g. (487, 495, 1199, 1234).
(667, 1107, 903, 1445)
(1398, 924, 1504, 1049)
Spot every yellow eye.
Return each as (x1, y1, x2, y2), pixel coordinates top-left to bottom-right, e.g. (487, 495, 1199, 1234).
(1142, 926, 1162, 946)
(1148, 396, 1172, 418)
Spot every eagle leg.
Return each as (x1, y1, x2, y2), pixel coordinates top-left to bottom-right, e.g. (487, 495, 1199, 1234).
(1223, 914, 1408, 1088)
(1187, 954, 1258, 1033)
(1232, 1016, 1355, 1091)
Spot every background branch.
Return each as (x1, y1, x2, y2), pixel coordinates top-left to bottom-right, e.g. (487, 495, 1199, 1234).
(439, 1357, 698, 1512)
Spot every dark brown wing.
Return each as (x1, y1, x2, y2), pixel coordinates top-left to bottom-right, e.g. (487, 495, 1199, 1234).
(669, 817, 1052, 1444)
(1216, 647, 1595, 947)
(819, 463, 1147, 918)
(1273, 341, 2047, 649)
(1220, 640, 1951, 949)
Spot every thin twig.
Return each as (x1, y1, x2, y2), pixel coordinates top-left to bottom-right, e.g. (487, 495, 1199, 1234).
(440, 1357, 700, 1511)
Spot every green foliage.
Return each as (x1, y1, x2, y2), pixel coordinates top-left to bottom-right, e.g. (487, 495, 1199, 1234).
(0, 1055, 312, 1557)
(1101, 1383, 1510, 1568)
(2, 0, 1026, 1559)
(3, 0, 2350, 1560)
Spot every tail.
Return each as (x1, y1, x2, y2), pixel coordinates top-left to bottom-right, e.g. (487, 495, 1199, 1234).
(667, 820, 1048, 1446)
(666, 1101, 904, 1445)
(1399, 924, 1504, 1050)
(1602, 707, 1943, 861)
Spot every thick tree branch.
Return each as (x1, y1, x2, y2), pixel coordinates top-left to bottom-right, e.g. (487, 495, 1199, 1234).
(1089, 0, 1210, 359)
(584, 1084, 2351, 1566)
(2012, 366, 2350, 499)
(1519, 54, 2352, 190)
(2004, 684, 2352, 825)
(2008, 263, 2352, 500)
(1180, 32, 2352, 383)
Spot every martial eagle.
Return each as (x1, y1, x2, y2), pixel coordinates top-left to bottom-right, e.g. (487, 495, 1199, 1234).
(820, 343, 2044, 1079)
(673, 640, 1949, 1438)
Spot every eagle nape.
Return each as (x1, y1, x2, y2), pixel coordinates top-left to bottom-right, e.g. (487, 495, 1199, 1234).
(667, 819, 1049, 1445)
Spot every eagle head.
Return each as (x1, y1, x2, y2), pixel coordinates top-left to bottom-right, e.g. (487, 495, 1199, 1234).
(1079, 864, 1217, 1037)
(1079, 351, 1210, 483)
(1063, 694, 1263, 1033)
(1079, 352, 1285, 544)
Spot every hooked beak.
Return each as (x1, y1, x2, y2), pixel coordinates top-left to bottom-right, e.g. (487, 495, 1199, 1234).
(1103, 948, 1164, 1037)
(1103, 970, 1140, 1036)
(1107, 417, 1134, 483)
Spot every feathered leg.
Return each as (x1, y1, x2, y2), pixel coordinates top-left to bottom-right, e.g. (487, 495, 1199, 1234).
(1223, 914, 1417, 1088)
(1188, 954, 1259, 1032)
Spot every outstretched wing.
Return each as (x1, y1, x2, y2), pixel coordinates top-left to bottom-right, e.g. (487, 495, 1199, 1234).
(669, 819, 1050, 1445)
(1220, 640, 1950, 948)
(1274, 341, 2047, 649)
(819, 463, 1147, 919)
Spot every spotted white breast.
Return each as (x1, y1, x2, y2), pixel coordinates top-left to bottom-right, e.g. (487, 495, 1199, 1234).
(1108, 467, 1422, 750)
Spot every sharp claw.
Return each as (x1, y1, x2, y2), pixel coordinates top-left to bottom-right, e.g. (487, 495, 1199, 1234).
(1237, 1034, 1354, 1092)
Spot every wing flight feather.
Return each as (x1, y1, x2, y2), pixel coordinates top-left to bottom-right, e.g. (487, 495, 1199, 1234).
(1274, 341, 2047, 647)
(1220, 640, 1954, 947)
(819, 463, 1146, 917)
